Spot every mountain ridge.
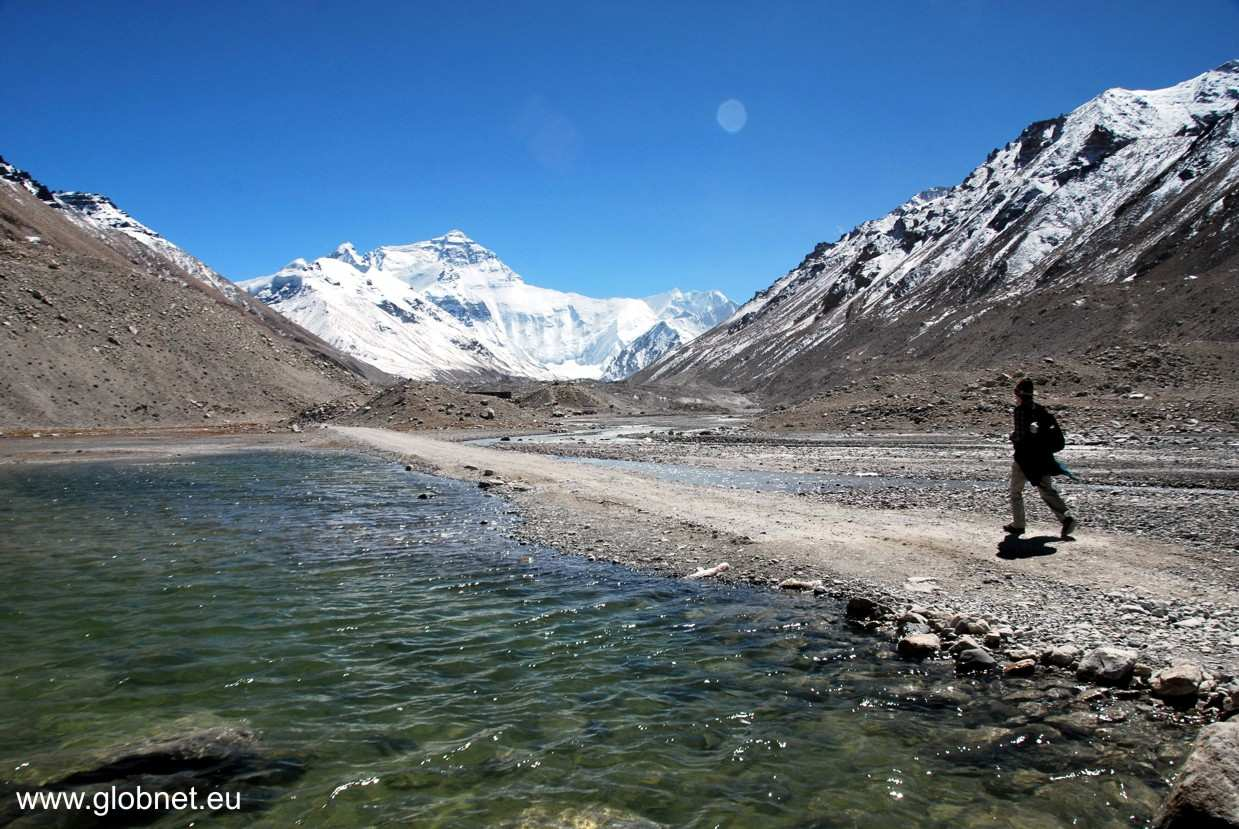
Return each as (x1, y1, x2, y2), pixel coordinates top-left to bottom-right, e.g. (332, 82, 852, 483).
(0, 154, 386, 429)
(242, 232, 735, 381)
(637, 60, 1239, 398)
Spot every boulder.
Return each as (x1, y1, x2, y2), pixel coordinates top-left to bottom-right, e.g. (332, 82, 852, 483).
(1077, 647, 1138, 686)
(897, 633, 941, 659)
(1042, 644, 1081, 669)
(1152, 664, 1206, 699)
(948, 635, 985, 655)
(955, 617, 992, 636)
(1154, 721, 1239, 829)
(1005, 647, 1040, 662)
(955, 648, 998, 674)
(1004, 659, 1037, 678)
(845, 597, 885, 620)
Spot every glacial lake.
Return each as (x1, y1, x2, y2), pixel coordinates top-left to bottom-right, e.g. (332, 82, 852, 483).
(0, 451, 1188, 827)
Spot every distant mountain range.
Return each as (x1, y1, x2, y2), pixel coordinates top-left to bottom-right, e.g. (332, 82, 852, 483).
(639, 61, 1239, 397)
(240, 232, 735, 381)
(6, 58, 1235, 425)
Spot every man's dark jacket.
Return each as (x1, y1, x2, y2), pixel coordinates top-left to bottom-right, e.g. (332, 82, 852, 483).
(1011, 400, 1066, 481)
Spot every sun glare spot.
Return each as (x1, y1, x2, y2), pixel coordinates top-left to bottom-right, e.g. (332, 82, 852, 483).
(717, 99, 747, 133)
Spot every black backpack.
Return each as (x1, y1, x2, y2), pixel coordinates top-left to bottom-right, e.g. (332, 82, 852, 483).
(1041, 408, 1066, 453)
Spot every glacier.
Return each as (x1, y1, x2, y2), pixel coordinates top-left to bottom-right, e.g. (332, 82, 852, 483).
(241, 230, 735, 380)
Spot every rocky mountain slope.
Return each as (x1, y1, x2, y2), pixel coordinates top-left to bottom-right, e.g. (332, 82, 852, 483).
(240, 232, 734, 381)
(639, 61, 1239, 401)
(0, 156, 387, 430)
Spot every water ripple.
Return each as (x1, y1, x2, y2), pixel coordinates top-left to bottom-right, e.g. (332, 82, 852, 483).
(0, 452, 1179, 827)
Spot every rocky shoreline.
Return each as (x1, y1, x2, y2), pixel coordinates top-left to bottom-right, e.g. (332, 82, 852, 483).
(507, 491, 1237, 718)
(341, 427, 1239, 729)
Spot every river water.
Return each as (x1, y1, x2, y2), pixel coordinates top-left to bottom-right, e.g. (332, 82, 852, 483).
(0, 451, 1185, 827)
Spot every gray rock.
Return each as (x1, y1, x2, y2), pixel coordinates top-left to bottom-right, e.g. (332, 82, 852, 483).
(956, 648, 998, 674)
(897, 633, 942, 659)
(949, 635, 985, 655)
(1143, 599, 1171, 617)
(845, 597, 885, 620)
(1077, 647, 1138, 686)
(955, 617, 992, 636)
(1043, 644, 1080, 668)
(1006, 647, 1040, 661)
(778, 578, 823, 591)
(1046, 711, 1099, 739)
(1154, 721, 1239, 829)
(1151, 664, 1205, 699)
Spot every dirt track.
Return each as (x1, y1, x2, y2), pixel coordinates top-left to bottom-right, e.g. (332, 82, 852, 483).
(333, 425, 1239, 676)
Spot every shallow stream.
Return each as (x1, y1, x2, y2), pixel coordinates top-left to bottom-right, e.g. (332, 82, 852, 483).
(0, 452, 1187, 827)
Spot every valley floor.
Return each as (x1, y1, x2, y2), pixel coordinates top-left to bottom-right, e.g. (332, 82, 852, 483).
(3, 418, 1235, 680)
(333, 421, 1239, 680)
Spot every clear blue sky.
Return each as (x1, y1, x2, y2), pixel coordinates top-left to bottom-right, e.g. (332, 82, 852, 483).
(2, 1, 1237, 303)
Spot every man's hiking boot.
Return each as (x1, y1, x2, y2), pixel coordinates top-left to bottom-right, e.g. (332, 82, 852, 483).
(1002, 524, 1025, 536)
(1061, 517, 1077, 540)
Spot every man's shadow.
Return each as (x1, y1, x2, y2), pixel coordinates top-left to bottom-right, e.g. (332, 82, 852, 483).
(997, 534, 1059, 559)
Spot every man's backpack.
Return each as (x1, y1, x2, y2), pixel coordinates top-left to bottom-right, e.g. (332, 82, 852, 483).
(1042, 410, 1066, 453)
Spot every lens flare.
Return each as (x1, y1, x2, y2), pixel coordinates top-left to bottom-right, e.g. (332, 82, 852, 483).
(717, 99, 747, 134)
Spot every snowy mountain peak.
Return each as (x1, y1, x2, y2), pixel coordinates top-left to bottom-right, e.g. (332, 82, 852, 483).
(417, 229, 500, 266)
(243, 231, 735, 381)
(331, 242, 369, 268)
(639, 60, 1239, 391)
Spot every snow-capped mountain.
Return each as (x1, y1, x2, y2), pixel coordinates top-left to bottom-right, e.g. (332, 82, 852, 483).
(241, 231, 735, 380)
(639, 60, 1239, 393)
(601, 290, 736, 380)
(0, 158, 240, 301)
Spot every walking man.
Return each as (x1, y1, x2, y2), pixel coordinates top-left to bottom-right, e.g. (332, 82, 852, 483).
(1004, 377, 1077, 540)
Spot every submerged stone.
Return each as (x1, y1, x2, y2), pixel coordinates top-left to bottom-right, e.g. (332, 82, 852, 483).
(1155, 721, 1239, 829)
(956, 648, 998, 674)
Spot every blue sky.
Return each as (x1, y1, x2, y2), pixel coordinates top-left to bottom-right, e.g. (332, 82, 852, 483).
(2, 1, 1237, 303)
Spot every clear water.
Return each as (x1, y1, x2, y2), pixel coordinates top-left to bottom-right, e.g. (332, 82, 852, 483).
(0, 452, 1185, 827)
